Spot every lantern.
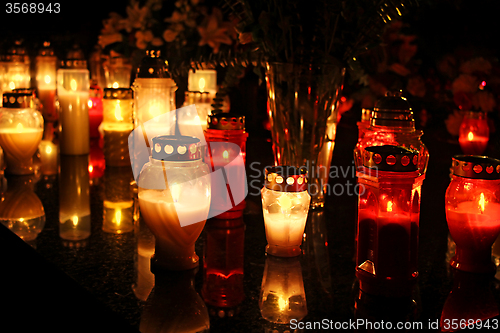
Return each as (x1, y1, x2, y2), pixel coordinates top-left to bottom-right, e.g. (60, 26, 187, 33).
(0, 92, 43, 175)
(458, 111, 489, 155)
(205, 113, 248, 219)
(137, 135, 210, 271)
(445, 155, 500, 273)
(0, 41, 30, 96)
(261, 166, 310, 257)
(356, 145, 424, 297)
(57, 56, 90, 155)
(101, 88, 134, 167)
(188, 67, 217, 96)
(35, 42, 58, 122)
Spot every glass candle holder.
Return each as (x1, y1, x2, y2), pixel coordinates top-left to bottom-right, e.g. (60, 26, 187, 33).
(0, 92, 44, 175)
(356, 145, 424, 297)
(261, 166, 310, 257)
(138, 135, 211, 271)
(202, 217, 245, 312)
(445, 155, 500, 273)
(35, 42, 58, 122)
(59, 155, 91, 241)
(57, 59, 90, 155)
(458, 111, 490, 155)
(188, 68, 217, 96)
(0, 42, 30, 94)
(103, 56, 132, 88)
(101, 88, 134, 167)
(205, 113, 248, 219)
(179, 92, 212, 141)
(88, 83, 103, 139)
(354, 90, 429, 176)
(259, 256, 307, 324)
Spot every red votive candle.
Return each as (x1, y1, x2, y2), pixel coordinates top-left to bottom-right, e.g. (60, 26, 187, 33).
(88, 83, 103, 139)
(458, 111, 489, 155)
(446, 155, 500, 273)
(356, 145, 424, 297)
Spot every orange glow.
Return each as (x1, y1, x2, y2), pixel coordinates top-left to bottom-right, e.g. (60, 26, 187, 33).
(387, 201, 393, 212)
(468, 132, 474, 141)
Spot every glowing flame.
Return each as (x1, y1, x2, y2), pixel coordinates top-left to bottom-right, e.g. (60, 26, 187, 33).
(387, 201, 393, 212)
(114, 209, 122, 225)
(87, 99, 93, 108)
(16, 123, 24, 131)
(222, 150, 229, 160)
(468, 132, 474, 141)
(278, 296, 288, 312)
(171, 183, 181, 203)
(149, 104, 161, 118)
(115, 101, 123, 121)
(479, 193, 486, 213)
(44, 75, 51, 84)
(9, 81, 15, 90)
(198, 78, 206, 92)
(70, 79, 77, 91)
(72, 215, 79, 226)
(88, 165, 94, 173)
(45, 144, 53, 154)
(112, 82, 119, 89)
(278, 194, 292, 210)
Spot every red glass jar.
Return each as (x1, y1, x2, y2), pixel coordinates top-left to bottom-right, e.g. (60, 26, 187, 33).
(356, 145, 424, 297)
(202, 217, 245, 313)
(88, 82, 103, 139)
(445, 155, 500, 273)
(205, 113, 248, 219)
(354, 91, 429, 176)
(458, 111, 489, 155)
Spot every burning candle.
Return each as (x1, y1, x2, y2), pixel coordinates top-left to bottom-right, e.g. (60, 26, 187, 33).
(138, 135, 211, 271)
(57, 59, 90, 155)
(261, 166, 310, 257)
(0, 92, 44, 175)
(205, 113, 249, 219)
(1, 42, 30, 96)
(356, 145, 424, 297)
(38, 140, 58, 175)
(35, 42, 58, 121)
(446, 155, 500, 273)
(458, 111, 489, 155)
(103, 56, 132, 88)
(188, 68, 217, 96)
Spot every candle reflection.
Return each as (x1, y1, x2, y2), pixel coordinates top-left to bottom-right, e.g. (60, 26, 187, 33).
(140, 269, 210, 333)
(102, 166, 134, 234)
(0, 175, 45, 245)
(202, 217, 245, 316)
(259, 256, 307, 325)
(59, 155, 91, 241)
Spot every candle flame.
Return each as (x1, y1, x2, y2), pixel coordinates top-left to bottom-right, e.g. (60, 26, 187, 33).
(149, 104, 161, 118)
(16, 123, 24, 131)
(278, 194, 293, 210)
(278, 296, 288, 312)
(115, 209, 122, 225)
(387, 201, 393, 212)
(112, 82, 119, 89)
(468, 132, 474, 141)
(72, 215, 79, 226)
(88, 165, 93, 173)
(115, 102, 123, 121)
(9, 81, 15, 90)
(44, 75, 51, 84)
(479, 193, 486, 213)
(170, 183, 181, 203)
(70, 79, 77, 91)
(45, 144, 52, 154)
(198, 78, 206, 92)
(222, 150, 229, 160)
(87, 99, 93, 108)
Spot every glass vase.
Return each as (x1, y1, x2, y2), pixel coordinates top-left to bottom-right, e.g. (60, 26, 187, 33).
(265, 62, 345, 209)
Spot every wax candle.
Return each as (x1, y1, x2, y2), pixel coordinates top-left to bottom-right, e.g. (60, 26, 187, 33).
(88, 84, 103, 139)
(57, 60, 90, 155)
(458, 132, 489, 155)
(36, 42, 57, 121)
(38, 140, 58, 175)
(356, 146, 423, 297)
(261, 166, 310, 257)
(138, 135, 211, 271)
(0, 92, 44, 175)
(59, 155, 91, 241)
(102, 89, 133, 124)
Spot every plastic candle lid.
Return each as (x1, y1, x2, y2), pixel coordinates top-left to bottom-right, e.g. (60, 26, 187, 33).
(264, 166, 308, 192)
(371, 90, 414, 128)
(207, 113, 245, 130)
(2, 92, 34, 109)
(451, 155, 500, 180)
(151, 135, 202, 161)
(363, 145, 419, 172)
(103, 88, 133, 100)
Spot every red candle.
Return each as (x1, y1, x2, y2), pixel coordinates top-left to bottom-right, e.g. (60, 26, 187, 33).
(458, 111, 489, 155)
(445, 155, 500, 273)
(88, 85, 103, 139)
(458, 132, 489, 155)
